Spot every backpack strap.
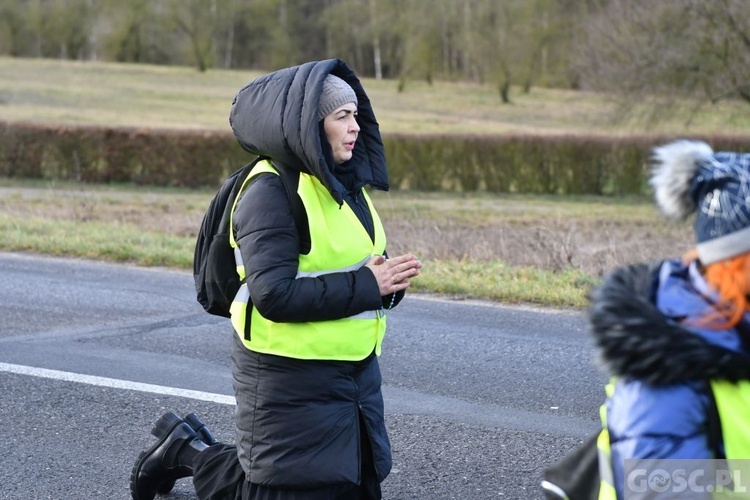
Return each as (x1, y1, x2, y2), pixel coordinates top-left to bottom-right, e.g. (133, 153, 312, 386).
(230, 157, 309, 255)
(221, 157, 264, 247)
(269, 160, 310, 255)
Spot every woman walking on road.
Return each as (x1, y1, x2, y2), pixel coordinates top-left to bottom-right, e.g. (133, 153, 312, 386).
(130, 58, 422, 500)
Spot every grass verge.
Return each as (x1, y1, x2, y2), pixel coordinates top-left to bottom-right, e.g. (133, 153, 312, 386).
(0, 211, 596, 308)
(1, 180, 691, 310)
(410, 260, 598, 308)
(0, 215, 193, 268)
(0, 211, 600, 308)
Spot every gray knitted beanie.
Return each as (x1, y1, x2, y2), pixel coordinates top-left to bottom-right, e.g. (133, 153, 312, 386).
(318, 74, 358, 119)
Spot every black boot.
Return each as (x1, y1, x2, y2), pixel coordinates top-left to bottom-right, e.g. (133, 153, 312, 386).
(154, 413, 219, 495)
(130, 411, 209, 500)
(184, 412, 218, 445)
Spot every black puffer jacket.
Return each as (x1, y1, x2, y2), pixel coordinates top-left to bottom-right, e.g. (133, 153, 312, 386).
(228, 59, 396, 486)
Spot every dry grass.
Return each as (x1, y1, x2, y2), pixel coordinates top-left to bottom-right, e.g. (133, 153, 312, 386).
(374, 192, 692, 277)
(0, 181, 692, 279)
(3, 56, 750, 136)
(385, 217, 689, 276)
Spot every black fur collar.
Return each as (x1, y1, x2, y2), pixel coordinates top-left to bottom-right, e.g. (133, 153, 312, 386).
(588, 262, 750, 386)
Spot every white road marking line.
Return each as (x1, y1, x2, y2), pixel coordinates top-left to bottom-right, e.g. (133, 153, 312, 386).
(0, 362, 235, 405)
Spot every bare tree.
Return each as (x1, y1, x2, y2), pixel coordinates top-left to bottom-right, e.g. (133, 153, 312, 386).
(0, 0, 585, 89)
(690, 0, 750, 104)
(368, 0, 382, 79)
(518, 0, 578, 91)
(472, 0, 524, 103)
(167, 0, 216, 72)
(575, 0, 750, 124)
(217, 0, 238, 69)
(0, 0, 28, 56)
(100, 0, 152, 63)
(394, 0, 455, 89)
(20, 0, 96, 59)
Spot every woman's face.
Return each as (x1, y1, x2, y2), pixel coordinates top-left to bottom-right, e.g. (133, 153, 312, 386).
(323, 102, 360, 164)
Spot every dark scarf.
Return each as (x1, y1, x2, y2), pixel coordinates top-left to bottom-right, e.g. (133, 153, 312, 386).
(333, 161, 374, 242)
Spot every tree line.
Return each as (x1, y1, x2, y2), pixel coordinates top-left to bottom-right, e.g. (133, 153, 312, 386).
(1, 0, 749, 111)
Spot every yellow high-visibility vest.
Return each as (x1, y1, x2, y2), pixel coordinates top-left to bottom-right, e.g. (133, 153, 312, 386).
(596, 379, 750, 499)
(709, 379, 750, 498)
(229, 160, 387, 361)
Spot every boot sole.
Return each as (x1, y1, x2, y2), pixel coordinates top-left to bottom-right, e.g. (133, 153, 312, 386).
(130, 412, 184, 500)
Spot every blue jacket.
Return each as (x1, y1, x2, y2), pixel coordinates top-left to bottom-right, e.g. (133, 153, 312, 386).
(589, 259, 750, 499)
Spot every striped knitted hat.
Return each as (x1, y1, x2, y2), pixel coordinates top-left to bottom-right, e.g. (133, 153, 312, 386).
(650, 140, 750, 264)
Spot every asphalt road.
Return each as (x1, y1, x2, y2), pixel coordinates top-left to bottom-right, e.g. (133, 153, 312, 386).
(0, 252, 607, 500)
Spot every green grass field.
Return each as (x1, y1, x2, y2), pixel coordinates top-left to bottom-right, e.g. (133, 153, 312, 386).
(0, 57, 739, 308)
(3, 56, 749, 136)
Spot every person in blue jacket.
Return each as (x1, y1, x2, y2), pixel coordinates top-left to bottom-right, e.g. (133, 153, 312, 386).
(588, 140, 750, 499)
(130, 59, 422, 500)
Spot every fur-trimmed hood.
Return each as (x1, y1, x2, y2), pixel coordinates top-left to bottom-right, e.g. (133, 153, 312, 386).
(229, 58, 389, 205)
(588, 261, 750, 386)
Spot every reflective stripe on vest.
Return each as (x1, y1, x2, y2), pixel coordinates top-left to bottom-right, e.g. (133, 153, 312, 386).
(229, 160, 387, 361)
(596, 379, 617, 500)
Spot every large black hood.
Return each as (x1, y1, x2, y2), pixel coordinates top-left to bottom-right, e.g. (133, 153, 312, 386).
(229, 58, 389, 205)
(588, 262, 750, 386)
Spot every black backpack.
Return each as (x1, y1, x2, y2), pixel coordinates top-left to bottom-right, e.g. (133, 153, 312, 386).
(193, 156, 306, 318)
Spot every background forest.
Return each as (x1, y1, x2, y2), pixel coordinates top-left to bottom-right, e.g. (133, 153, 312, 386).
(2, 0, 750, 118)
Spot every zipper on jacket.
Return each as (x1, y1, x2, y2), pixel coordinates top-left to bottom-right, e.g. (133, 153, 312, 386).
(350, 374, 363, 484)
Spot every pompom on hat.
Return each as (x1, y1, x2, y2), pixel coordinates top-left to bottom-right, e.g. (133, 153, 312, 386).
(650, 139, 750, 265)
(318, 74, 358, 120)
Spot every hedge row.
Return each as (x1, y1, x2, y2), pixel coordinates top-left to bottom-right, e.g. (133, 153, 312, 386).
(386, 133, 750, 194)
(2, 122, 749, 194)
(0, 122, 248, 188)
